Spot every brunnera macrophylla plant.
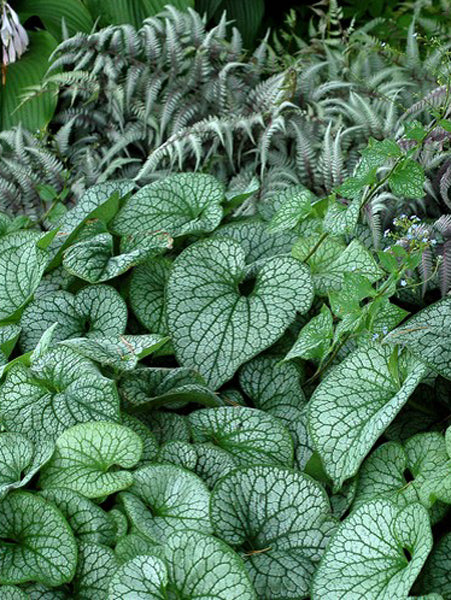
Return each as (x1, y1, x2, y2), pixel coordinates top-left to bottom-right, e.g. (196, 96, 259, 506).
(0, 127, 449, 600)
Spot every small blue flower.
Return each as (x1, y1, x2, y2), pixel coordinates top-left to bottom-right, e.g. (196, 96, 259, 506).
(383, 229, 390, 237)
(421, 237, 428, 243)
(400, 279, 407, 287)
(372, 333, 379, 340)
(382, 326, 389, 335)
(431, 239, 438, 246)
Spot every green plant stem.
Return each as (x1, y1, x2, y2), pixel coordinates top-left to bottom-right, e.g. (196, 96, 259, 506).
(303, 232, 328, 262)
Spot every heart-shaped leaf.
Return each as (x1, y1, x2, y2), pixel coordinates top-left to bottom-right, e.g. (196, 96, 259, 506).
(39, 488, 116, 546)
(0, 491, 77, 586)
(189, 406, 293, 467)
(39, 422, 143, 498)
(0, 433, 54, 499)
(112, 173, 224, 238)
(384, 298, 451, 380)
(0, 232, 48, 322)
(1, 347, 120, 442)
(19, 285, 128, 353)
(312, 500, 433, 600)
(108, 530, 256, 599)
(63, 232, 172, 283)
(211, 465, 337, 599)
(167, 237, 313, 388)
(121, 464, 212, 542)
(73, 542, 117, 599)
(213, 219, 297, 263)
(308, 345, 427, 488)
(353, 433, 450, 517)
(417, 533, 451, 599)
(120, 366, 219, 411)
(129, 257, 172, 334)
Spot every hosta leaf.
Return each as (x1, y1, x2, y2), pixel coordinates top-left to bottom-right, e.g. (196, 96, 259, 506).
(211, 465, 336, 599)
(129, 257, 172, 334)
(0, 433, 54, 499)
(312, 499, 433, 600)
(267, 187, 316, 233)
(384, 297, 451, 379)
(353, 433, 450, 517)
(418, 533, 451, 598)
(189, 406, 294, 467)
(167, 238, 313, 388)
(121, 464, 211, 542)
(389, 159, 425, 199)
(0, 491, 77, 586)
(309, 345, 428, 487)
(120, 366, 218, 411)
(19, 285, 127, 353)
(214, 219, 297, 264)
(108, 530, 256, 599)
(39, 422, 142, 498)
(39, 488, 115, 546)
(1, 347, 119, 442)
(73, 543, 117, 599)
(0, 232, 48, 322)
(112, 174, 224, 238)
(62, 232, 172, 283)
(285, 304, 334, 361)
(60, 334, 169, 372)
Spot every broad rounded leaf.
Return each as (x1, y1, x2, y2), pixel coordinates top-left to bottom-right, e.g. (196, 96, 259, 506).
(211, 465, 336, 599)
(0, 433, 54, 499)
(167, 237, 313, 387)
(418, 533, 451, 598)
(72, 542, 117, 599)
(312, 499, 433, 600)
(193, 443, 237, 489)
(0, 232, 47, 321)
(385, 298, 451, 379)
(214, 219, 297, 263)
(0, 491, 77, 586)
(39, 488, 115, 546)
(63, 232, 171, 283)
(309, 345, 427, 487)
(389, 159, 425, 199)
(129, 257, 172, 334)
(189, 407, 293, 467)
(353, 433, 449, 518)
(39, 422, 142, 498)
(108, 530, 256, 599)
(1, 347, 120, 442)
(121, 464, 211, 542)
(20, 285, 128, 353)
(112, 173, 224, 238)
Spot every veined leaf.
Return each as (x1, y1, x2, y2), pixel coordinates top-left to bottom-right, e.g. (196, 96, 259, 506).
(1, 347, 119, 442)
(417, 533, 451, 599)
(285, 305, 334, 361)
(63, 232, 172, 283)
(19, 284, 127, 353)
(384, 297, 451, 380)
(108, 530, 256, 599)
(189, 406, 294, 467)
(308, 345, 428, 487)
(39, 422, 142, 498)
(112, 173, 224, 238)
(129, 257, 172, 334)
(167, 237, 313, 388)
(312, 499, 432, 600)
(211, 465, 336, 599)
(16, 0, 93, 40)
(0, 491, 77, 586)
(121, 464, 212, 542)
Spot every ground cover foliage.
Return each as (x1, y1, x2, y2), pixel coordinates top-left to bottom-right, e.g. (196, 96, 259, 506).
(0, 2, 450, 599)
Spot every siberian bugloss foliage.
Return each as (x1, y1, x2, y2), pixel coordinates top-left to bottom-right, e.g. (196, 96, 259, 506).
(0, 118, 449, 599)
